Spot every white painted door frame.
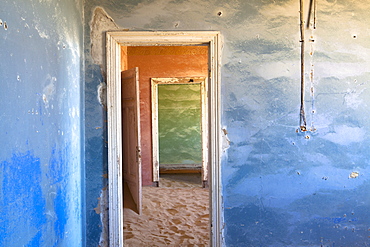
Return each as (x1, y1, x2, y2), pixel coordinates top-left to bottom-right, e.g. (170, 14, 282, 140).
(106, 31, 222, 247)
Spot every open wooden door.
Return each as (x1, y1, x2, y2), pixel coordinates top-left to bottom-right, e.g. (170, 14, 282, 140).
(122, 67, 142, 214)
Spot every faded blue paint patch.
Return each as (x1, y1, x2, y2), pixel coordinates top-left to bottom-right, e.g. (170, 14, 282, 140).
(48, 146, 68, 246)
(26, 231, 43, 247)
(53, 187, 67, 243)
(0, 146, 81, 246)
(233, 38, 291, 55)
(287, 186, 370, 246)
(0, 151, 46, 246)
(224, 204, 291, 247)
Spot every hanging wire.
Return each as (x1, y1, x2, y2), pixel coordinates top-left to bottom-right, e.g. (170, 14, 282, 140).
(299, 0, 307, 131)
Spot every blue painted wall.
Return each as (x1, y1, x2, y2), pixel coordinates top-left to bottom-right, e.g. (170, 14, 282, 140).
(2, 0, 370, 246)
(84, 0, 370, 246)
(0, 0, 84, 246)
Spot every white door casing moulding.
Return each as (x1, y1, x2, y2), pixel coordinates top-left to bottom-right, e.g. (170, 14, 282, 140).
(106, 31, 223, 247)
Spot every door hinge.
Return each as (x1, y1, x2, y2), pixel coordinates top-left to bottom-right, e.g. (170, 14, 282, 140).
(136, 146, 141, 162)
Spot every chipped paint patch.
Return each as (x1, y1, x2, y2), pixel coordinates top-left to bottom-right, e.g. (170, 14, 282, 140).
(69, 107, 78, 118)
(97, 82, 107, 108)
(94, 187, 109, 247)
(349, 171, 359, 179)
(42, 76, 57, 108)
(222, 127, 230, 152)
(90, 7, 120, 107)
(90, 7, 119, 68)
(35, 24, 50, 39)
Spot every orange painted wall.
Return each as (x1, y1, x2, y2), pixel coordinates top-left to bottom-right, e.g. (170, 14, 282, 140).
(125, 46, 208, 186)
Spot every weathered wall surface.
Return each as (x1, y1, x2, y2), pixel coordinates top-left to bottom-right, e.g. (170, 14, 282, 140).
(0, 0, 84, 246)
(84, 0, 370, 246)
(84, 7, 113, 247)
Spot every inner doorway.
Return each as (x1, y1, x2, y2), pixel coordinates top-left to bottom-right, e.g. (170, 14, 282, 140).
(151, 77, 208, 187)
(123, 45, 209, 188)
(123, 46, 209, 244)
(106, 31, 222, 247)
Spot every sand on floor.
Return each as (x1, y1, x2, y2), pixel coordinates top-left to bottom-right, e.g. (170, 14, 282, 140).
(124, 175, 210, 246)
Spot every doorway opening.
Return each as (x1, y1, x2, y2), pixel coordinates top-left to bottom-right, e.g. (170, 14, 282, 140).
(106, 31, 222, 247)
(152, 77, 208, 188)
(122, 47, 209, 245)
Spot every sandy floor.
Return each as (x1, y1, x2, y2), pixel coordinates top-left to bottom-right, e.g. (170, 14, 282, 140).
(124, 174, 210, 246)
